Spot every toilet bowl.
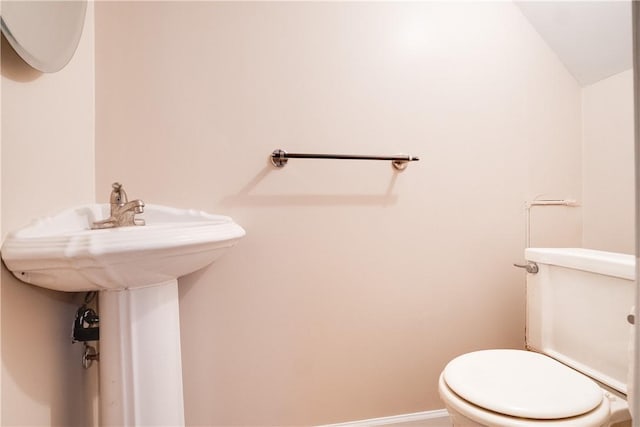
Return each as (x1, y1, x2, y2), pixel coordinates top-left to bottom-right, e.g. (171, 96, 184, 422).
(439, 349, 628, 427)
(439, 249, 635, 427)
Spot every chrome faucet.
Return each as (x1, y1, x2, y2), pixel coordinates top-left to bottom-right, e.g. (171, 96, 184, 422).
(92, 182, 145, 229)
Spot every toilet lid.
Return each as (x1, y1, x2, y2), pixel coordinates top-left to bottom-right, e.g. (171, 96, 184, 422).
(443, 349, 604, 419)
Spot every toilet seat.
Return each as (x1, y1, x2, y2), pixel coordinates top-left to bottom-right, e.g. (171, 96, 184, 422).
(439, 373, 611, 427)
(439, 350, 612, 426)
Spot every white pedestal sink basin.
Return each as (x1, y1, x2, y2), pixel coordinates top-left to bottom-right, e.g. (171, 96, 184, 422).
(1, 204, 245, 426)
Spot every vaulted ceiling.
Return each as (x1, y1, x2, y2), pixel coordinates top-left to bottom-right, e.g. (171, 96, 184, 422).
(515, 1, 632, 86)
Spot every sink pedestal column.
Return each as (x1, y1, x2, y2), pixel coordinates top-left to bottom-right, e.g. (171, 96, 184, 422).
(99, 279, 185, 426)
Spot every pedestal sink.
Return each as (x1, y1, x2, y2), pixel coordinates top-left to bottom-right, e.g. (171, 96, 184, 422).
(1, 203, 245, 426)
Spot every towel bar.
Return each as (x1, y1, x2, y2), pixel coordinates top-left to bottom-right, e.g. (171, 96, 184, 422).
(270, 149, 419, 171)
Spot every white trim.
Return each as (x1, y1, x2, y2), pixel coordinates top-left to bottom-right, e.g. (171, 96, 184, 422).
(317, 409, 451, 427)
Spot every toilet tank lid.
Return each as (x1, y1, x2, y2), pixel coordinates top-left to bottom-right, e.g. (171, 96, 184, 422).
(443, 349, 604, 419)
(526, 248, 635, 280)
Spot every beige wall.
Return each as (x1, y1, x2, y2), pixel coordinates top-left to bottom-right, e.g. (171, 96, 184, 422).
(582, 69, 635, 254)
(0, 0, 3, 418)
(1, 3, 97, 426)
(95, 2, 582, 425)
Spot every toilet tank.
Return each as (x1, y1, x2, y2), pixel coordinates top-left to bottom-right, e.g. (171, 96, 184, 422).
(525, 248, 635, 394)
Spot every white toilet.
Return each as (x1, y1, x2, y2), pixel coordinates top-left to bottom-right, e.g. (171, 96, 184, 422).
(439, 248, 635, 427)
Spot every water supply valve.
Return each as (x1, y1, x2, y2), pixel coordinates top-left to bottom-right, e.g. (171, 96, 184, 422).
(72, 306, 100, 342)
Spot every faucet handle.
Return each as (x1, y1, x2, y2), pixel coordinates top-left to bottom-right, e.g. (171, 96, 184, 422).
(111, 182, 128, 204)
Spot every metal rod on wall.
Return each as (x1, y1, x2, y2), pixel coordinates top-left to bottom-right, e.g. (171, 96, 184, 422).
(270, 149, 420, 171)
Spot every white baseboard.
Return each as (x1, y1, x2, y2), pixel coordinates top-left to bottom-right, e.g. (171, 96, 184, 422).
(318, 409, 451, 427)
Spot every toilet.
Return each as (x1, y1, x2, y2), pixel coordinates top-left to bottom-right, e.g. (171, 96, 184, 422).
(439, 248, 635, 427)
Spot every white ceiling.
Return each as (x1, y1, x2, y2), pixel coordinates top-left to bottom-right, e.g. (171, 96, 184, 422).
(515, 1, 632, 86)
